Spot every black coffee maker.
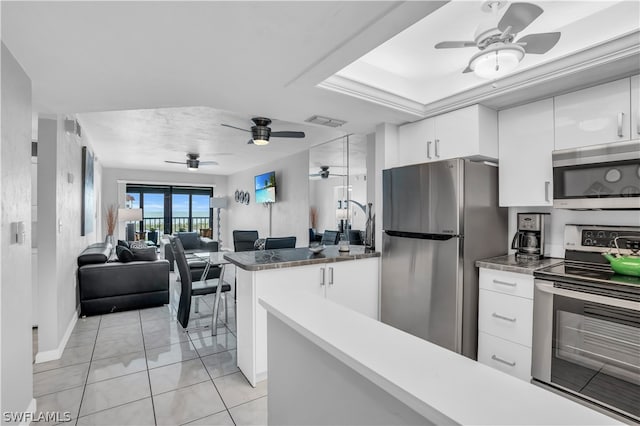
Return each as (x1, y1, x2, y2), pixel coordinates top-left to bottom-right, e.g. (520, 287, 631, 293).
(511, 213, 549, 260)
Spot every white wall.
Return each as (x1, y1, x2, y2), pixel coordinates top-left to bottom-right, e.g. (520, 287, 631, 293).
(1, 42, 34, 417)
(508, 206, 640, 258)
(100, 168, 228, 239)
(36, 115, 103, 357)
(226, 150, 309, 248)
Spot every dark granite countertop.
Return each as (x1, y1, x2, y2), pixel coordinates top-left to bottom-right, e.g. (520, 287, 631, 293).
(224, 246, 380, 271)
(475, 254, 564, 275)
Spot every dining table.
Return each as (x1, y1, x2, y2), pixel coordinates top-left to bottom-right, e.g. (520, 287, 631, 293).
(192, 251, 232, 335)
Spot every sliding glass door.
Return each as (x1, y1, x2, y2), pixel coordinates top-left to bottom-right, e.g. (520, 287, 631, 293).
(126, 184, 213, 236)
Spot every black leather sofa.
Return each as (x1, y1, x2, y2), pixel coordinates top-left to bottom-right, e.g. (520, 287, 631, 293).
(77, 243, 170, 316)
(164, 232, 220, 280)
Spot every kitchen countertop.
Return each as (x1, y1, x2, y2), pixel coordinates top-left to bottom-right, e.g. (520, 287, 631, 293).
(224, 246, 380, 271)
(259, 289, 621, 425)
(476, 254, 564, 275)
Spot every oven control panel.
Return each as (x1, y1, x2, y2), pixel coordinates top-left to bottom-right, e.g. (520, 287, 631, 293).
(565, 225, 640, 254)
(581, 229, 640, 249)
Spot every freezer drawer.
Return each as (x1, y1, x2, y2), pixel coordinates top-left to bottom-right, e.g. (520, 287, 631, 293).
(381, 232, 462, 352)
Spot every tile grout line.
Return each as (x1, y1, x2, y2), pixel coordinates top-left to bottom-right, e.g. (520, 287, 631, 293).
(192, 323, 237, 426)
(138, 310, 159, 426)
(74, 314, 102, 426)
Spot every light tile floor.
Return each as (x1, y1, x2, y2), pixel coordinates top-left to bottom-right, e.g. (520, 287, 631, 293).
(32, 273, 267, 426)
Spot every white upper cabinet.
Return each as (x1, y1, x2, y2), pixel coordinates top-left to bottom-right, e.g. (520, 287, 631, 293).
(554, 78, 631, 150)
(631, 74, 640, 140)
(499, 98, 554, 207)
(397, 104, 498, 167)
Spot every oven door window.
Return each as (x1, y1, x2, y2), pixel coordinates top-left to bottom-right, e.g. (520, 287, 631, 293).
(553, 159, 640, 199)
(552, 294, 640, 418)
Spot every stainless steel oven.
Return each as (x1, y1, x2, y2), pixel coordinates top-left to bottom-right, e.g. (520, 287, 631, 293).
(533, 225, 640, 422)
(552, 140, 640, 209)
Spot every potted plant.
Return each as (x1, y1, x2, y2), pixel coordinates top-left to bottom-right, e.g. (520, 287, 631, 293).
(104, 204, 117, 246)
(148, 226, 158, 245)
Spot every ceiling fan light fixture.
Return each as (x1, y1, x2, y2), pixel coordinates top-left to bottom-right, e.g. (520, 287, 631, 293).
(251, 126, 271, 146)
(470, 43, 524, 79)
(187, 159, 199, 170)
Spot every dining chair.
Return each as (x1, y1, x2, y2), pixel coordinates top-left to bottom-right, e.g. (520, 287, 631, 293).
(169, 236, 231, 329)
(321, 230, 340, 245)
(264, 236, 297, 250)
(233, 230, 259, 252)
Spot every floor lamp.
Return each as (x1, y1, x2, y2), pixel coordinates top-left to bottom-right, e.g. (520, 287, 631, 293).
(210, 196, 228, 247)
(118, 208, 143, 241)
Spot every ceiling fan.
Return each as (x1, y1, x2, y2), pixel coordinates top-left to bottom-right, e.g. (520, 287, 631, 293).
(309, 166, 347, 180)
(221, 117, 305, 145)
(164, 153, 218, 170)
(434, 1, 561, 79)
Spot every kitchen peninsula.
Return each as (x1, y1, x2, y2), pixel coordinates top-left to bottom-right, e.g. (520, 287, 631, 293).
(224, 246, 380, 386)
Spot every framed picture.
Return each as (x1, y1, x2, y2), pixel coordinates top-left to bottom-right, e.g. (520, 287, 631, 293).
(81, 146, 95, 236)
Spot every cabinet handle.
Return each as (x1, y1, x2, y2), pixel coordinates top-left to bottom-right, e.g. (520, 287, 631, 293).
(328, 267, 334, 285)
(320, 267, 325, 286)
(493, 279, 517, 287)
(637, 112, 640, 135)
(491, 354, 516, 367)
(435, 139, 440, 157)
(617, 112, 624, 137)
(545, 181, 550, 203)
(492, 312, 517, 322)
(427, 141, 432, 159)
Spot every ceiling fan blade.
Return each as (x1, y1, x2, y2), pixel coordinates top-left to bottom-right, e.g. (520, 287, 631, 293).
(198, 161, 219, 166)
(498, 2, 543, 34)
(247, 139, 254, 145)
(271, 131, 305, 138)
(517, 32, 561, 54)
(462, 65, 473, 74)
(221, 123, 250, 132)
(164, 160, 185, 164)
(309, 173, 321, 177)
(435, 41, 476, 49)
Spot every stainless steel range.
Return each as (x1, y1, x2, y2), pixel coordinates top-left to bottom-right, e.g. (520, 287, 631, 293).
(532, 224, 640, 422)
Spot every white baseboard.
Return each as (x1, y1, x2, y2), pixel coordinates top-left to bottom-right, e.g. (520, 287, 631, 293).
(34, 309, 78, 364)
(20, 398, 37, 426)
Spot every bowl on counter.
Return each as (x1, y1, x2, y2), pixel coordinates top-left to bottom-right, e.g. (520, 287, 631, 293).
(309, 243, 325, 254)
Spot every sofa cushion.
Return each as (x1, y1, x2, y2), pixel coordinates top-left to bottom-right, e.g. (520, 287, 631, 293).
(117, 239, 130, 249)
(177, 232, 200, 250)
(132, 247, 157, 261)
(78, 245, 111, 267)
(116, 246, 134, 263)
(129, 240, 147, 249)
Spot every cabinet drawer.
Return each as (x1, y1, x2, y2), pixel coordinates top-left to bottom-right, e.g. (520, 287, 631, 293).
(478, 332, 532, 381)
(478, 289, 533, 347)
(479, 269, 533, 299)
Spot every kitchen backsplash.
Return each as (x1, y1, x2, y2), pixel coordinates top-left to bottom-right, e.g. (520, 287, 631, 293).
(507, 207, 639, 258)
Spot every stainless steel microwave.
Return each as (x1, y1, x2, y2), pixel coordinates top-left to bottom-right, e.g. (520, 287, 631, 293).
(552, 140, 640, 209)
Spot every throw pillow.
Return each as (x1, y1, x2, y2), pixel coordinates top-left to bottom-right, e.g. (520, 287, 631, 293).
(117, 239, 130, 249)
(177, 232, 199, 250)
(129, 240, 147, 249)
(116, 246, 134, 263)
(132, 247, 157, 261)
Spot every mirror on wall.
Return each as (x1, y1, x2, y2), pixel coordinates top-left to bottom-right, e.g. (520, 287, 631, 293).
(309, 134, 373, 247)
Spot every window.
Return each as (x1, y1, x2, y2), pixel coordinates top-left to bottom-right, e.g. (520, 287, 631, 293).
(126, 185, 213, 235)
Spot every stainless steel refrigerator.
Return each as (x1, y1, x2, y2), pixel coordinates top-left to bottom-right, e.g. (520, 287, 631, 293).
(382, 159, 507, 359)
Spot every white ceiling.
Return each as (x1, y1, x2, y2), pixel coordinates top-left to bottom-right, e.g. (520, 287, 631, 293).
(2, 1, 638, 176)
(335, 1, 640, 106)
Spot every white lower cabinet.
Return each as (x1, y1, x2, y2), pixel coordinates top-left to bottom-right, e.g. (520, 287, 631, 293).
(237, 256, 380, 386)
(478, 332, 532, 381)
(478, 268, 534, 381)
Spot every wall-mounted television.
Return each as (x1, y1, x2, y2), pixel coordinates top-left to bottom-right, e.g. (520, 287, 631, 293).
(255, 171, 276, 203)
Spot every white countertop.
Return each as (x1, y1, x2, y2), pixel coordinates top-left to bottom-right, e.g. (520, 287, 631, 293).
(259, 290, 622, 425)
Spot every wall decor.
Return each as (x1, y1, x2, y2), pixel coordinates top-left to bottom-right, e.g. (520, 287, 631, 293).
(235, 190, 240, 202)
(243, 191, 250, 205)
(81, 146, 95, 236)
